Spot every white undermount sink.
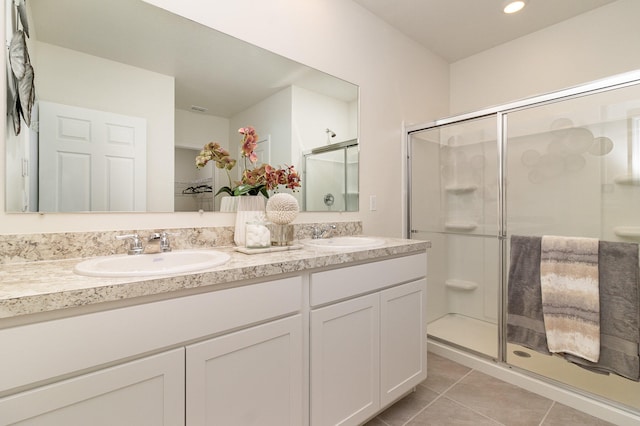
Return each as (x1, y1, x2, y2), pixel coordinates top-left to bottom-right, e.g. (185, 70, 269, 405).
(302, 236, 385, 250)
(73, 250, 231, 278)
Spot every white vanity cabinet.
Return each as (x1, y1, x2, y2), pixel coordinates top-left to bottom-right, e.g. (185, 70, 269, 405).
(0, 276, 302, 426)
(186, 314, 303, 425)
(0, 348, 185, 425)
(309, 254, 427, 426)
(0, 247, 428, 426)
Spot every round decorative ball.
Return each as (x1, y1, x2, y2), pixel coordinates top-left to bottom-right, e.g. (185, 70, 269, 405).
(265, 193, 299, 225)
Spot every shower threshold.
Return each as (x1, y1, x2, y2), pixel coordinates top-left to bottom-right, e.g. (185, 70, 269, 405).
(427, 313, 497, 358)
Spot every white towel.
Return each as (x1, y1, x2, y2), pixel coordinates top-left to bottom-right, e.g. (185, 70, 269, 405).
(540, 235, 600, 363)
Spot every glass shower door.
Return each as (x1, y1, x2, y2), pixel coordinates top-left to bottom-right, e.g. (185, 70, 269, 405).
(504, 83, 640, 410)
(408, 115, 500, 358)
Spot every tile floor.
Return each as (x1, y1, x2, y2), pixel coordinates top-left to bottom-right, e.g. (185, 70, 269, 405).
(364, 352, 614, 426)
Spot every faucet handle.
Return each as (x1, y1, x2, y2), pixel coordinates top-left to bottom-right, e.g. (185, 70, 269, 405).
(149, 231, 177, 252)
(116, 233, 144, 255)
(310, 224, 337, 239)
(159, 231, 173, 252)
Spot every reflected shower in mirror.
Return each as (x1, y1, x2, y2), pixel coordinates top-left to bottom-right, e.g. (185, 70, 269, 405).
(304, 140, 359, 212)
(5, 0, 358, 213)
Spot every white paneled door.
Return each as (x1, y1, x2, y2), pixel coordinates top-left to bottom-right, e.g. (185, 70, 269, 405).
(38, 101, 146, 212)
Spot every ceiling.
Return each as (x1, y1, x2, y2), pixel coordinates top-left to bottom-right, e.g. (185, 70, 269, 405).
(352, 0, 619, 62)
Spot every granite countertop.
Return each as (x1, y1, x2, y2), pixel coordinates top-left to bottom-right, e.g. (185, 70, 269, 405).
(0, 237, 429, 319)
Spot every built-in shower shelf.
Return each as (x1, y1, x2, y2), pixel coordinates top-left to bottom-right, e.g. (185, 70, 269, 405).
(445, 279, 478, 291)
(614, 175, 640, 185)
(445, 184, 478, 194)
(444, 221, 478, 231)
(613, 226, 640, 238)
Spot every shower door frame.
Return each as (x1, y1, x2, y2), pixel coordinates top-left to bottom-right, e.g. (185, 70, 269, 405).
(405, 68, 640, 366)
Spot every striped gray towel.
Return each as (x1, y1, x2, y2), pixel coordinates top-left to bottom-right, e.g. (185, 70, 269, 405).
(540, 235, 600, 363)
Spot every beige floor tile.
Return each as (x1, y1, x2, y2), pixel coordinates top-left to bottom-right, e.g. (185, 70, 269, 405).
(444, 370, 553, 426)
(362, 417, 389, 426)
(375, 385, 440, 426)
(369, 353, 615, 426)
(407, 396, 501, 425)
(422, 352, 472, 394)
(542, 403, 615, 426)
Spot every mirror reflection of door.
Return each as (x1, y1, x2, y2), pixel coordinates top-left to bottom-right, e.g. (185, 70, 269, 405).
(38, 101, 147, 212)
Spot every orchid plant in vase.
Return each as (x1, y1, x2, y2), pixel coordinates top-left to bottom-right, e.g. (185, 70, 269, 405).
(195, 126, 301, 198)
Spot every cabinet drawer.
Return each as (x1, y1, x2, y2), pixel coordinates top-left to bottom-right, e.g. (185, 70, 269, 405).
(0, 276, 302, 394)
(310, 253, 426, 306)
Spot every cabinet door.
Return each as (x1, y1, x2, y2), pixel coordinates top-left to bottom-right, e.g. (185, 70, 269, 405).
(380, 279, 427, 407)
(0, 348, 185, 426)
(186, 315, 303, 426)
(310, 293, 380, 426)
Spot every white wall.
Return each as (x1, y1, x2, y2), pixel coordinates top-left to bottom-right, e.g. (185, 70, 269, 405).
(230, 86, 292, 173)
(292, 85, 355, 153)
(0, 0, 448, 235)
(174, 109, 229, 151)
(450, 0, 640, 115)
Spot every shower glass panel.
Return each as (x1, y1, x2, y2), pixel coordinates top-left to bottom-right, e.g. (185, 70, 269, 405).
(409, 115, 500, 358)
(504, 83, 640, 410)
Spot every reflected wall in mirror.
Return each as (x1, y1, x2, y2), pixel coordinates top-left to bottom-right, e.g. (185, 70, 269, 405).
(5, 0, 359, 213)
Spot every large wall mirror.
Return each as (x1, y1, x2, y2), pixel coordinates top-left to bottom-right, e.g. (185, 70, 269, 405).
(5, 0, 359, 213)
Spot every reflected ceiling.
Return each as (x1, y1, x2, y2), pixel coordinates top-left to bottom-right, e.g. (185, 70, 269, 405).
(31, 0, 357, 117)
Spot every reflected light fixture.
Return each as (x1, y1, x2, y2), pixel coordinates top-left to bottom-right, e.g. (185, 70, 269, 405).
(503, 0, 527, 14)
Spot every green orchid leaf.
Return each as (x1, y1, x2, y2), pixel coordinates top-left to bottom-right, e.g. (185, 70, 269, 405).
(232, 184, 253, 196)
(215, 186, 234, 196)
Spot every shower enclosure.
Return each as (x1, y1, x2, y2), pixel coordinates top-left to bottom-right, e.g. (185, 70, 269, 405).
(407, 70, 640, 414)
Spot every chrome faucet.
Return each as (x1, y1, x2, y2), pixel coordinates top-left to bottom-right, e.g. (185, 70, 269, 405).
(147, 231, 172, 253)
(115, 233, 144, 255)
(116, 231, 173, 255)
(311, 224, 336, 239)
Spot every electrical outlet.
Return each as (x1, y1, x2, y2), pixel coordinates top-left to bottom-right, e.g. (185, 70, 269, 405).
(369, 195, 377, 211)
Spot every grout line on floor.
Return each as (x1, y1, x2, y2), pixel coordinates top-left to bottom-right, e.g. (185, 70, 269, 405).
(440, 395, 507, 426)
(401, 368, 476, 425)
(374, 415, 392, 426)
(538, 401, 555, 425)
(400, 392, 445, 426)
(439, 369, 510, 425)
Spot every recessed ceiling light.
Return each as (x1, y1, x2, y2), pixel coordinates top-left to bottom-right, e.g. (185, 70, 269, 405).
(503, 0, 527, 14)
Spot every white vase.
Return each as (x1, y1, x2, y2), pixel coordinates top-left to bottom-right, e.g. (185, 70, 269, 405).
(234, 196, 266, 246)
(220, 196, 239, 212)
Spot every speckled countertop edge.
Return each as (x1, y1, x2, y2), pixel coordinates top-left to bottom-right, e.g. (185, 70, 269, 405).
(0, 237, 429, 319)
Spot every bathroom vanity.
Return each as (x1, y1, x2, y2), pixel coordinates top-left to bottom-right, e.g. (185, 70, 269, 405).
(0, 237, 428, 426)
